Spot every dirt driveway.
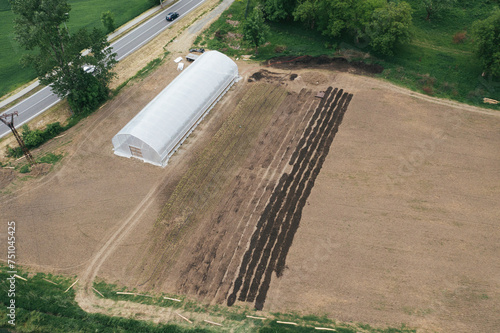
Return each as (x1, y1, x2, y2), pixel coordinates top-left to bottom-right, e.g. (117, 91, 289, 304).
(1, 2, 499, 332)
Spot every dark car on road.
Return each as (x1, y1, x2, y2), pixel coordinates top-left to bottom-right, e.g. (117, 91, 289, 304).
(189, 48, 205, 53)
(166, 12, 179, 21)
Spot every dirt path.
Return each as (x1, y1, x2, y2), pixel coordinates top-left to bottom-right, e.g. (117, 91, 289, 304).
(78, 180, 166, 293)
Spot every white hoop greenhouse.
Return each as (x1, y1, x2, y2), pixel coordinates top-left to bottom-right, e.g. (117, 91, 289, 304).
(112, 51, 238, 167)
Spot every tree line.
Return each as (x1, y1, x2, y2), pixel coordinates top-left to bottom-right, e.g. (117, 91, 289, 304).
(245, 0, 499, 76)
(8, 0, 500, 112)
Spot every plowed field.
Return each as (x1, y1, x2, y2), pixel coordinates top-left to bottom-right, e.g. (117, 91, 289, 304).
(227, 88, 353, 310)
(1, 60, 499, 333)
(130, 78, 354, 311)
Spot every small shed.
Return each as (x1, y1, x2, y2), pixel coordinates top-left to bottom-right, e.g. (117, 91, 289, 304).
(112, 51, 238, 167)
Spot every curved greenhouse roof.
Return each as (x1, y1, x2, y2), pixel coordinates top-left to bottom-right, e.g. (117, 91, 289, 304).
(112, 51, 238, 167)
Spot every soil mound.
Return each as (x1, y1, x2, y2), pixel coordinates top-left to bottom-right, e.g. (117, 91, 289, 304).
(267, 55, 384, 75)
(248, 69, 284, 82)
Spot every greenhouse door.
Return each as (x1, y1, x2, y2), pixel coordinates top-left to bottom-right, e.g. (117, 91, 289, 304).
(129, 146, 143, 158)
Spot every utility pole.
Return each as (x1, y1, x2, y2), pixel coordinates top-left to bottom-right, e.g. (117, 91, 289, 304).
(0, 112, 36, 166)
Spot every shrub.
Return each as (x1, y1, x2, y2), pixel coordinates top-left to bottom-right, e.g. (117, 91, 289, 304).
(45, 122, 64, 138)
(21, 123, 63, 150)
(19, 164, 30, 173)
(6, 145, 23, 158)
(21, 125, 45, 149)
(422, 85, 434, 95)
(274, 45, 287, 53)
(452, 31, 467, 44)
(215, 28, 227, 40)
(418, 73, 436, 87)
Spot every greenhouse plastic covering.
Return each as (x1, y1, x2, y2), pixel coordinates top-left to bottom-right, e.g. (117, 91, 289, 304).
(112, 51, 238, 167)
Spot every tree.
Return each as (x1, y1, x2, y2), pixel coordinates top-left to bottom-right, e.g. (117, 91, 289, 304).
(472, 10, 500, 77)
(259, 0, 297, 21)
(314, 0, 358, 38)
(243, 6, 270, 53)
(10, 0, 117, 114)
(101, 11, 115, 33)
(293, 0, 320, 29)
(67, 28, 117, 113)
(304, 0, 385, 39)
(67, 68, 109, 113)
(368, 1, 412, 56)
(421, 0, 456, 21)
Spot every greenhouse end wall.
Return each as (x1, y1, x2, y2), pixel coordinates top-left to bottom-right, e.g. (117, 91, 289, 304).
(112, 51, 239, 167)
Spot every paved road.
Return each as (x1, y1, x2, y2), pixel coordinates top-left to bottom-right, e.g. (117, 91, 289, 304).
(0, 0, 206, 138)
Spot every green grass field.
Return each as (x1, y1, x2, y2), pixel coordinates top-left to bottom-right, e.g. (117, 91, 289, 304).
(0, 0, 153, 98)
(380, 0, 500, 105)
(0, 0, 36, 97)
(194, 0, 500, 108)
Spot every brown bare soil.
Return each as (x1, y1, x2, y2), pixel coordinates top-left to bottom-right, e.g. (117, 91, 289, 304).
(0, 6, 499, 333)
(267, 55, 384, 75)
(0, 168, 15, 188)
(227, 88, 354, 310)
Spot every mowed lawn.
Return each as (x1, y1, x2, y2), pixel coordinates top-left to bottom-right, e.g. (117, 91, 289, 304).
(0, 0, 153, 98)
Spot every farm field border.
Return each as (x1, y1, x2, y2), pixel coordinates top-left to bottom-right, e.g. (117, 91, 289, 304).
(1, 265, 417, 332)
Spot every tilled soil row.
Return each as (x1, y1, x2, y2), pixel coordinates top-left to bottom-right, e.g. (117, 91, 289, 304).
(173, 88, 317, 302)
(138, 84, 288, 288)
(227, 87, 353, 310)
(226, 88, 338, 306)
